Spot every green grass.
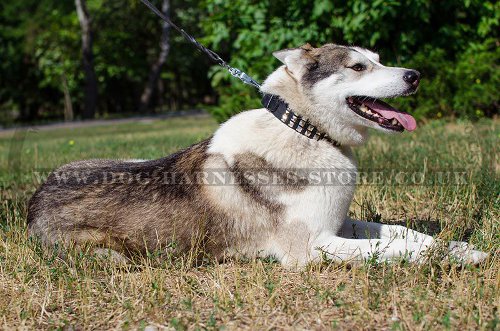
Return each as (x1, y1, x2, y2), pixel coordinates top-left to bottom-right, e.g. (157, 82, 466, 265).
(0, 116, 498, 330)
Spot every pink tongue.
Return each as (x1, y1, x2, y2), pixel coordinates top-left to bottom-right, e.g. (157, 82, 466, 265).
(366, 99, 417, 131)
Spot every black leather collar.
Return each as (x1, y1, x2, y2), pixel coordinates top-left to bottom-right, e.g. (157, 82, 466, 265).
(261, 94, 340, 146)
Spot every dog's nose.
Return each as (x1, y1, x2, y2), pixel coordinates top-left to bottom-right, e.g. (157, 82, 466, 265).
(403, 70, 420, 86)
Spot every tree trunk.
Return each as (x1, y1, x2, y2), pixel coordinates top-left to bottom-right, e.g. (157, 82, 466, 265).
(139, 0, 170, 113)
(61, 74, 74, 121)
(75, 0, 97, 119)
(157, 76, 165, 112)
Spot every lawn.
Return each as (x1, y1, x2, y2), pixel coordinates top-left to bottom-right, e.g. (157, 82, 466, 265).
(0, 116, 498, 330)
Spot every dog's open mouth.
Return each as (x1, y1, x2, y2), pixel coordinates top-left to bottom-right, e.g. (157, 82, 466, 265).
(346, 96, 417, 132)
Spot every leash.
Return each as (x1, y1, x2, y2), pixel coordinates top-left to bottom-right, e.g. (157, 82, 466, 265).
(139, 0, 339, 146)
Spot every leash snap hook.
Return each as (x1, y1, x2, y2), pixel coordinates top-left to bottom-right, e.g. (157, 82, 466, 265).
(228, 67, 261, 89)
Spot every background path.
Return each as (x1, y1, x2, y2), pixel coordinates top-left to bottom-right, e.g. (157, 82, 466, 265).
(0, 110, 208, 137)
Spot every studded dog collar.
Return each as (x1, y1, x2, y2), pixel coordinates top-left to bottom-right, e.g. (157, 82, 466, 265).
(261, 94, 340, 146)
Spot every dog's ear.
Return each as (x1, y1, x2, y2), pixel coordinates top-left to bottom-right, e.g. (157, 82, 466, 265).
(273, 44, 317, 77)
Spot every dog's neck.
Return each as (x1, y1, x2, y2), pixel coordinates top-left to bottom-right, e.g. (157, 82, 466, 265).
(260, 67, 311, 121)
(260, 66, 370, 146)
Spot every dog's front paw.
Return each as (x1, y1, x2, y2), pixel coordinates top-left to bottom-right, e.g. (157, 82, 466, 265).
(448, 241, 488, 265)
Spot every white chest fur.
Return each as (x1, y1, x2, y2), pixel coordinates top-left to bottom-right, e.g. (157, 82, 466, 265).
(208, 109, 357, 235)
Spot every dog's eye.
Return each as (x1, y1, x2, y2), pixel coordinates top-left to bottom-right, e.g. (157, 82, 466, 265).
(350, 64, 366, 71)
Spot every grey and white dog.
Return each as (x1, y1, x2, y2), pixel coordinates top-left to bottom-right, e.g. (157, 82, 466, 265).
(28, 44, 488, 267)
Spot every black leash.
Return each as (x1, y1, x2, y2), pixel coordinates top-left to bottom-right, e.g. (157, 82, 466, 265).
(139, 0, 339, 146)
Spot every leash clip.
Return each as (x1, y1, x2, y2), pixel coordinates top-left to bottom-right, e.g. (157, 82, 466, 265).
(228, 67, 261, 89)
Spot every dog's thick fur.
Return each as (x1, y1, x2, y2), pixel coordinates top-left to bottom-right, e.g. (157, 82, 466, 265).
(27, 44, 487, 267)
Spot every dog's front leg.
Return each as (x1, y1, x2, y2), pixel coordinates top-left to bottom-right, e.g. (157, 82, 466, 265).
(312, 231, 431, 263)
(336, 219, 488, 264)
(339, 219, 434, 244)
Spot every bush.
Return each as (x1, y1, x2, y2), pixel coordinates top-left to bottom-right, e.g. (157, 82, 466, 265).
(453, 40, 499, 118)
(394, 39, 499, 120)
(199, 0, 499, 122)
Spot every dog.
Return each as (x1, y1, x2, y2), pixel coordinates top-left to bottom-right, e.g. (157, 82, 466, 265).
(27, 43, 488, 267)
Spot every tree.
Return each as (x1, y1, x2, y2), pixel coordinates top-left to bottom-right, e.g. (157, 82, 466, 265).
(75, 0, 98, 119)
(139, 0, 171, 113)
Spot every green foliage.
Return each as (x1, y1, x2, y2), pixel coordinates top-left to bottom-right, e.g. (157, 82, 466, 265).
(34, 3, 82, 107)
(0, 0, 214, 124)
(199, 0, 499, 122)
(0, 0, 498, 124)
(394, 39, 499, 120)
(453, 41, 499, 118)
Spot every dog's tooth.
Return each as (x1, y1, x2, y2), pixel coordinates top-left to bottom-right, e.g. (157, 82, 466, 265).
(360, 105, 369, 112)
(391, 119, 398, 125)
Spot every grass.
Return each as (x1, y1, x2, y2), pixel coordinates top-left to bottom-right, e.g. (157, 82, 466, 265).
(0, 116, 498, 330)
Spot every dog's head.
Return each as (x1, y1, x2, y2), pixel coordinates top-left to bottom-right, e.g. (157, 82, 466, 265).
(264, 43, 420, 144)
